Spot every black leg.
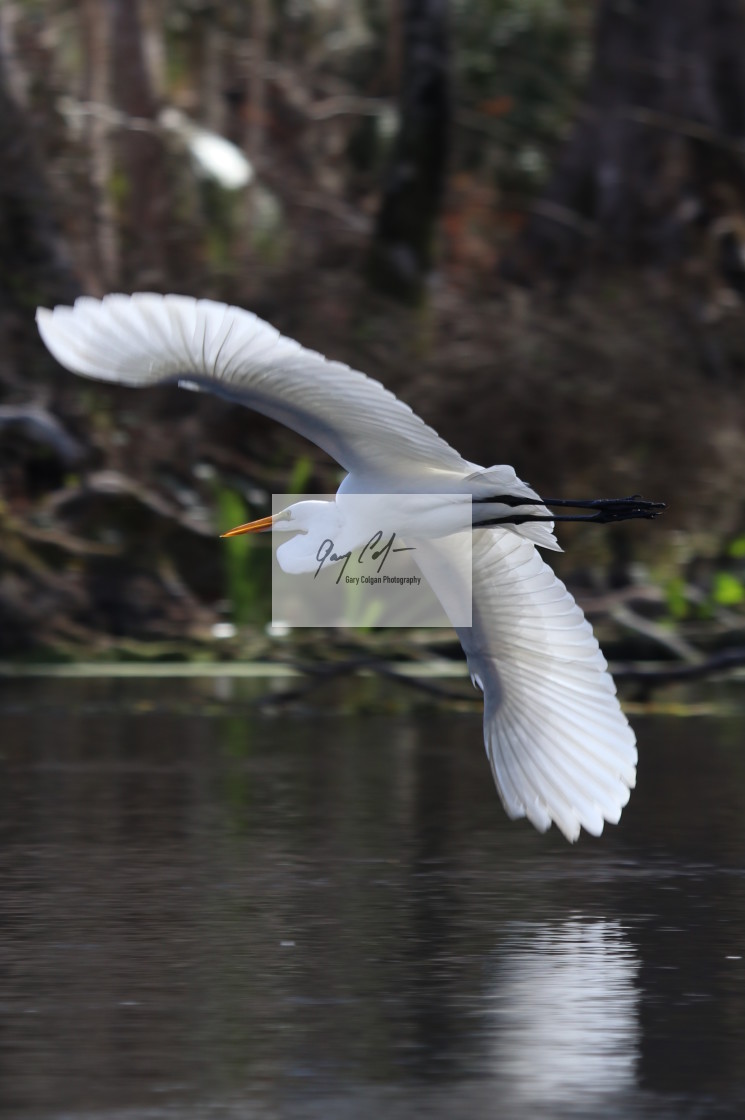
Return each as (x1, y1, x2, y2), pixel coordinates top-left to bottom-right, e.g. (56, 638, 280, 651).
(476, 494, 666, 528)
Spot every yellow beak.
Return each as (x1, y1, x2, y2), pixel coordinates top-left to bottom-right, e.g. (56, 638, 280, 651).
(220, 513, 277, 538)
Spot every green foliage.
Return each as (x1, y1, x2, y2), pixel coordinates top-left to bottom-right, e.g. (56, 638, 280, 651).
(216, 489, 269, 626)
(665, 577, 690, 621)
(666, 568, 745, 619)
(287, 455, 314, 494)
(215, 460, 315, 629)
(712, 572, 745, 608)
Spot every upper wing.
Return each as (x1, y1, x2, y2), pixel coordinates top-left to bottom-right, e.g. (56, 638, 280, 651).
(36, 293, 471, 484)
(415, 528, 637, 841)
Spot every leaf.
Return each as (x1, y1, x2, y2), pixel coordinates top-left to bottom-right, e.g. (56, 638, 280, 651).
(712, 572, 745, 607)
(216, 489, 266, 625)
(665, 577, 689, 620)
(287, 455, 314, 495)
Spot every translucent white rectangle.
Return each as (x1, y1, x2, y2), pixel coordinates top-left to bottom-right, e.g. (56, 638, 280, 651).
(269, 493, 472, 628)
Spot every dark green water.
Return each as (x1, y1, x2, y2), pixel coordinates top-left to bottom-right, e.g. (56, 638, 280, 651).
(2, 677, 745, 1119)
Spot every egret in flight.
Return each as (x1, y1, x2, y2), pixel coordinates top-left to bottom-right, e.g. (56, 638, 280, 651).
(37, 293, 663, 841)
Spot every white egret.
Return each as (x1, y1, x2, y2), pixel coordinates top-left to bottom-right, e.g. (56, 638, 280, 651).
(36, 293, 663, 841)
(159, 108, 254, 191)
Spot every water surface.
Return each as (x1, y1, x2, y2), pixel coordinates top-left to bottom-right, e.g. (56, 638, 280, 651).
(1, 677, 745, 1118)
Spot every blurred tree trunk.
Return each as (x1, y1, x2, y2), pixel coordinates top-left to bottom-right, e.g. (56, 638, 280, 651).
(369, 0, 450, 302)
(81, 0, 119, 289)
(109, 0, 169, 288)
(0, 21, 79, 328)
(504, 0, 745, 295)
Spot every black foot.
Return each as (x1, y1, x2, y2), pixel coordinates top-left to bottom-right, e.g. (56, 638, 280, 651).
(477, 494, 667, 529)
(542, 495, 667, 524)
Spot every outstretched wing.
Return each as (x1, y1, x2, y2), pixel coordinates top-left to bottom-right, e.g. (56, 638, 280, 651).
(37, 293, 471, 484)
(415, 529, 637, 841)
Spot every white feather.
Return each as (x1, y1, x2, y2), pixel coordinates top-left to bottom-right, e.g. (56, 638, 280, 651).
(416, 528, 637, 841)
(37, 293, 470, 484)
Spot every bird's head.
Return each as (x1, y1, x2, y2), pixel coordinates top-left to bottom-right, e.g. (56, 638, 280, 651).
(221, 499, 342, 573)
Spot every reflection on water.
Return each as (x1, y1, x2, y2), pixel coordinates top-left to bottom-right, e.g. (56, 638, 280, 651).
(1, 677, 745, 1118)
(490, 920, 639, 1108)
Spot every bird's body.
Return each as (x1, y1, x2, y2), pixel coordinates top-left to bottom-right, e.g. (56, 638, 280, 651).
(37, 293, 657, 842)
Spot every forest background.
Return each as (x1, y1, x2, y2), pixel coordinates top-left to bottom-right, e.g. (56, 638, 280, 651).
(2, 0, 745, 677)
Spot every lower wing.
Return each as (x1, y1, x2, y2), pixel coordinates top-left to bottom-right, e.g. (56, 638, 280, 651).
(415, 528, 637, 841)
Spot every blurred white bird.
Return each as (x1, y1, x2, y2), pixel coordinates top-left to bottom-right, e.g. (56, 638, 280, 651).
(159, 108, 253, 190)
(36, 293, 663, 841)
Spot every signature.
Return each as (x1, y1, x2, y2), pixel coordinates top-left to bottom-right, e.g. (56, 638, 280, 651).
(315, 531, 415, 585)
